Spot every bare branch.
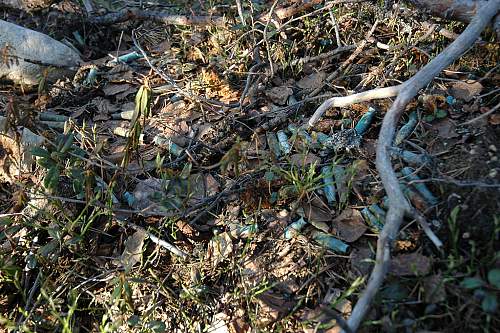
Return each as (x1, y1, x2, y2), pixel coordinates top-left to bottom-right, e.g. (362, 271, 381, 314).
(344, 1, 500, 331)
(88, 8, 226, 26)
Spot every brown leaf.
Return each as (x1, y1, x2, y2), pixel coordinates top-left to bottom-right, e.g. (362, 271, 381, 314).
(301, 202, 332, 231)
(424, 273, 446, 303)
(296, 71, 326, 91)
(254, 291, 294, 327)
(421, 94, 445, 113)
(433, 119, 458, 139)
(332, 208, 367, 242)
(265, 86, 293, 105)
(489, 113, 500, 125)
(119, 229, 146, 269)
(450, 81, 483, 102)
(290, 153, 321, 167)
(106, 63, 134, 82)
(205, 173, 220, 195)
(350, 246, 374, 276)
(102, 83, 134, 96)
(390, 252, 431, 276)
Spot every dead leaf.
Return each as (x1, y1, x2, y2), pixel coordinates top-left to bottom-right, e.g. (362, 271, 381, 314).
(265, 86, 293, 105)
(462, 100, 480, 113)
(433, 119, 458, 139)
(254, 291, 294, 327)
(332, 208, 367, 242)
(450, 81, 483, 102)
(390, 252, 431, 276)
(119, 229, 146, 269)
(424, 273, 446, 303)
(102, 83, 134, 96)
(176, 220, 199, 239)
(350, 246, 374, 276)
(290, 153, 321, 167)
(421, 94, 446, 113)
(296, 71, 326, 91)
(301, 202, 332, 233)
(207, 313, 230, 333)
(205, 173, 220, 195)
(489, 114, 500, 125)
(131, 178, 164, 215)
(151, 39, 171, 54)
(106, 63, 134, 82)
(206, 232, 233, 267)
(0, 128, 44, 183)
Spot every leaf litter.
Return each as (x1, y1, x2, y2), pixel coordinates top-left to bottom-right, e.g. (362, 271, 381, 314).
(0, 1, 499, 332)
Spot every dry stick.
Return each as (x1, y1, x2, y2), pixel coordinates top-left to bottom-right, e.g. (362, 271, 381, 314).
(329, 8, 343, 47)
(236, 0, 246, 26)
(289, 45, 356, 67)
(263, 0, 281, 77)
(259, 0, 367, 22)
(461, 101, 500, 125)
(309, 20, 379, 97)
(344, 2, 500, 332)
(115, 217, 188, 259)
(306, 85, 402, 128)
(88, 8, 226, 26)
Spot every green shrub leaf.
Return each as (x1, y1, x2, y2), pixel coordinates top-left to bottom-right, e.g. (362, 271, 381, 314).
(481, 292, 498, 313)
(487, 269, 500, 289)
(460, 277, 485, 289)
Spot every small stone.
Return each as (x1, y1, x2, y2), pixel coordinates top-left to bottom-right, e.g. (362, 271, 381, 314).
(488, 169, 498, 178)
(489, 145, 497, 152)
(469, 149, 476, 155)
(491, 156, 498, 162)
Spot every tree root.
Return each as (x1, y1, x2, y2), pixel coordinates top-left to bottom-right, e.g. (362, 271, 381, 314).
(343, 2, 500, 331)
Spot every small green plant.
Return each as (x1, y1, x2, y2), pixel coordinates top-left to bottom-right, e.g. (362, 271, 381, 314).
(274, 162, 323, 203)
(460, 269, 500, 313)
(31, 133, 87, 193)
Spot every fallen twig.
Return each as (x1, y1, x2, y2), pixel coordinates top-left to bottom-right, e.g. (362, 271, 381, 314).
(461, 101, 500, 125)
(115, 217, 188, 259)
(344, 2, 500, 332)
(309, 20, 379, 97)
(306, 85, 402, 128)
(259, 0, 367, 22)
(88, 8, 226, 26)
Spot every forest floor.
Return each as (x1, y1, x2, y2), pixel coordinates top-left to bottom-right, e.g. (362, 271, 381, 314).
(0, 0, 499, 332)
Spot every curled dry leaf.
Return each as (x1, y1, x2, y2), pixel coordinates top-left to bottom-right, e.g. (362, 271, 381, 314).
(206, 232, 233, 267)
(450, 81, 483, 102)
(265, 86, 293, 105)
(350, 246, 374, 277)
(489, 113, 500, 125)
(296, 71, 326, 91)
(119, 229, 146, 269)
(389, 252, 431, 276)
(301, 201, 332, 233)
(433, 118, 459, 139)
(332, 208, 367, 242)
(290, 153, 321, 167)
(254, 291, 294, 328)
(424, 273, 446, 303)
(0, 127, 44, 183)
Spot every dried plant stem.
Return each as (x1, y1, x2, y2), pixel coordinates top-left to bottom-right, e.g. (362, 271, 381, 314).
(306, 85, 402, 128)
(344, 2, 500, 332)
(89, 8, 226, 26)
